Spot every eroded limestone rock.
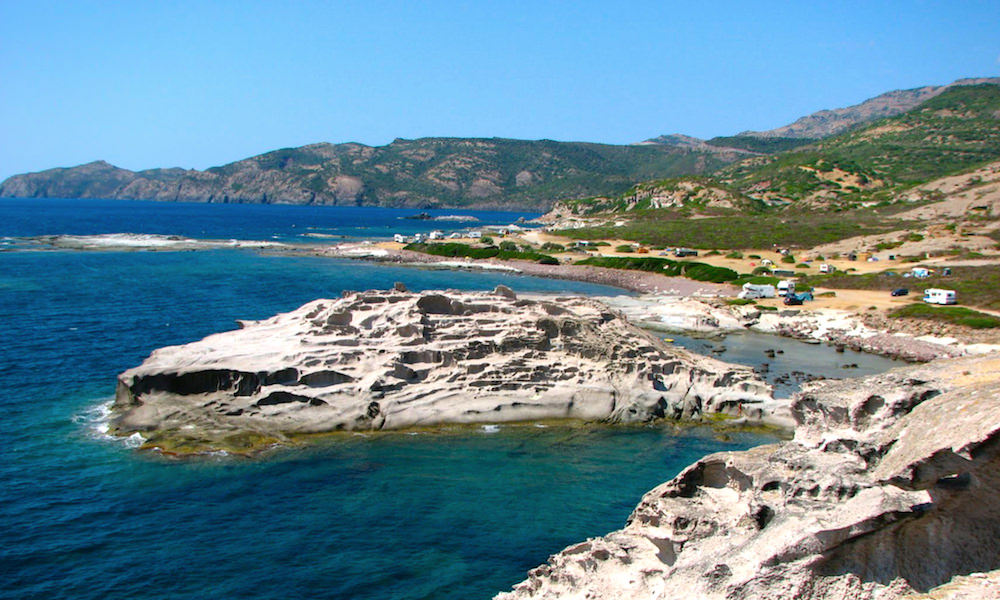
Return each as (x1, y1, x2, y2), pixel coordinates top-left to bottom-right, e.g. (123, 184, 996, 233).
(111, 288, 772, 453)
(497, 354, 1000, 600)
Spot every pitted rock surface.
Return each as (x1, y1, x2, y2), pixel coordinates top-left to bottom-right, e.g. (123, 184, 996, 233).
(497, 354, 1000, 600)
(111, 288, 772, 453)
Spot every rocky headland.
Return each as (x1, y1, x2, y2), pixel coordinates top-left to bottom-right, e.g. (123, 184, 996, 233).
(497, 352, 1000, 600)
(110, 287, 775, 455)
(108, 277, 1000, 597)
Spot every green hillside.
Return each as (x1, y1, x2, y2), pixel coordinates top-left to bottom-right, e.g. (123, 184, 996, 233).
(0, 137, 745, 211)
(720, 83, 1000, 208)
(548, 84, 1000, 249)
(558, 83, 1000, 219)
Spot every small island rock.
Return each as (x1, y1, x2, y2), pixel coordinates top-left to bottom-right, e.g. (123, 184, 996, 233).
(110, 289, 773, 454)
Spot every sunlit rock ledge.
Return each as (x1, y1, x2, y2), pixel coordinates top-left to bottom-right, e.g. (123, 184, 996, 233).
(497, 353, 1000, 600)
(110, 286, 775, 454)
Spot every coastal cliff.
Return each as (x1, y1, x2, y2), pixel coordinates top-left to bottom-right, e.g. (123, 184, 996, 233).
(497, 353, 1000, 599)
(110, 288, 774, 454)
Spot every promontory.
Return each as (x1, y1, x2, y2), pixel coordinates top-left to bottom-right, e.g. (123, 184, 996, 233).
(110, 287, 775, 454)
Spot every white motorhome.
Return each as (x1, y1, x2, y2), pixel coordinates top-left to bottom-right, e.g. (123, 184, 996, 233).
(777, 280, 796, 297)
(737, 283, 776, 299)
(819, 263, 835, 274)
(923, 288, 956, 305)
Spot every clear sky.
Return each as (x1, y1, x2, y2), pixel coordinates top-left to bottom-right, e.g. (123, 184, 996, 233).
(1, 1, 998, 181)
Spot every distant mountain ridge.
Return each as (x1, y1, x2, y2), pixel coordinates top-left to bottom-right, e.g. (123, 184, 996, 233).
(550, 82, 1000, 217)
(640, 77, 1000, 145)
(0, 138, 743, 211)
(5, 77, 1000, 211)
(741, 77, 1000, 139)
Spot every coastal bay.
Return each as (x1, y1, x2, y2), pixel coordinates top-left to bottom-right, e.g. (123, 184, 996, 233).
(4, 199, 995, 599)
(2, 200, 786, 600)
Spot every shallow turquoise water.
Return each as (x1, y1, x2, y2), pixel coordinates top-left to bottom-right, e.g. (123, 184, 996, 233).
(0, 199, 781, 599)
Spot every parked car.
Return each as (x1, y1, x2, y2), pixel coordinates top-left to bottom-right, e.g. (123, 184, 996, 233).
(891, 288, 909, 297)
(783, 294, 803, 306)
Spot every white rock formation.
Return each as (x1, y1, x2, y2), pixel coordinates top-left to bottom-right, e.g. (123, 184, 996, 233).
(497, 353, 1000, 600)
(110, 287, 773, 453)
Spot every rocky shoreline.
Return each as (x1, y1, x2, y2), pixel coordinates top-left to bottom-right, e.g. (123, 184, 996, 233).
(110, 287, 778, 455)
(331, 251, 1000, 599)
(319, 245, 1000, 361)
(326, 246, 737, 296)
(103, 244, 1000, 597)
(496, 352, 1000, 600)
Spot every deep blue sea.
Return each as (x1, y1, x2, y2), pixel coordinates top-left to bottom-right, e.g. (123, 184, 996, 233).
(0, 198, 798, 599)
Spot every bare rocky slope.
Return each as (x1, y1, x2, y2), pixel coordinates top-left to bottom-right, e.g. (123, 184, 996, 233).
(638, 77, 1000, 150)
(496, 353, 1000, 599)
(739, 77, 1000, 139)
(110, 287, 774, 454)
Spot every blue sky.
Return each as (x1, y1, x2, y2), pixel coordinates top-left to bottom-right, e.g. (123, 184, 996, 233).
(1, 1, 998, 181)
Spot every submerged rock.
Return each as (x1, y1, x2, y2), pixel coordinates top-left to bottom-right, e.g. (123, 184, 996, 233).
(497, 353, 1000, 600)
(110, 289, 774, 454)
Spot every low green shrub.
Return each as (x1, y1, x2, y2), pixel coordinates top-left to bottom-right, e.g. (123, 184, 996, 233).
(889, 304, 1000, 329)
(684, 263, 739, 283)
(576, 256, 738, 283)
(876, 240, 904, 251)
(405, 242, 559, 265)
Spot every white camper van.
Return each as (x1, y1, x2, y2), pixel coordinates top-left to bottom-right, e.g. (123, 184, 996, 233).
(923, 288, 956, 305)
(777, 280, 796, 297)
(737, 283, 777, 299)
